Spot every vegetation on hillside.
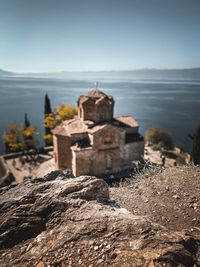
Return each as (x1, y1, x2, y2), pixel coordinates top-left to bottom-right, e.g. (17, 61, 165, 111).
(3, 116, 38, 154)
(2, 94, 78, 152)
(144, 127, 190, 165)
(145, 127, 173, 150)
(189, 124, 200, 165)
(24, 113, 31, 128)
(44, 93, 53, 145)
(44, 94, 52, 134)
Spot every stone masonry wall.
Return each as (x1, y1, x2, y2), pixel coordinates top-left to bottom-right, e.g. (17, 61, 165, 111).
(80, 99, 114, 123)
(72, 148, 93, 176)
(54, 135, 72, 169)
(123, 141, 144, 162)
(92, 148, 122, 176)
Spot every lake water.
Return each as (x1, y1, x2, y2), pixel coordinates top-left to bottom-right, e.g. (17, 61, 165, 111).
(0, 76, 200, 154)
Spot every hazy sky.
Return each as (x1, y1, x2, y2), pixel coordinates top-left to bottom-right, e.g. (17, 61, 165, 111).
(1, 0, 200, 72)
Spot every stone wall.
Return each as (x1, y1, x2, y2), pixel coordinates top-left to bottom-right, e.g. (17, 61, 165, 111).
(71, 148, 93, 176)
(123, 141, 144, 162)
(92, 125, 124, 150)
(95, 99, 114, 122)
(71, 126, 144, 176)
(92, 148, 122, 176)
(71, 146, 124, 177)
(124, 126, 139, 134)
(70, 133, 89, 143)
(54, 128, 144, 176)
(79, 98, 114, 123)
(53, 135, 72, 169)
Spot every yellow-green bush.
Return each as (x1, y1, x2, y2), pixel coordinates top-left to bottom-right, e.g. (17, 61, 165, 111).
(145, 127, 173, 150)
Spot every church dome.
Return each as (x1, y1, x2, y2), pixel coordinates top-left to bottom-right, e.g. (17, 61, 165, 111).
(85, 89, 107, 98)
(77, 87, 114, 123)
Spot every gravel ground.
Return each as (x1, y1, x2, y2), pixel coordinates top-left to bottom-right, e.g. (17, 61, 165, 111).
(110, 165, 200, 232)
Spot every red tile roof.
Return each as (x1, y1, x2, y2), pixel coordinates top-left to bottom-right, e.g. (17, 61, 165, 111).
(52, 119, 88, 136)
(52, 115, 139, 137)
(115, 116, 139, 128)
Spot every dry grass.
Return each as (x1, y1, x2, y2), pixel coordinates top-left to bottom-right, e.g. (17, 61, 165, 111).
(110, 164, 200, 232)
(113, 160, 165, 188)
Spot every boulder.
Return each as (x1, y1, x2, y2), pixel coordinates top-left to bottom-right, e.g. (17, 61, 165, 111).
(0, 171, 199, 266)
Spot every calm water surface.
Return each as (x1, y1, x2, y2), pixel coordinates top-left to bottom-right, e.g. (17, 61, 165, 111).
(0, 76, 200, 154)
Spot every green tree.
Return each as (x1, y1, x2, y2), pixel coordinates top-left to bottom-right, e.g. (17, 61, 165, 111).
(3, 124, 38, 154)
(44, 113, 57, 130)
(44, 93, 52, 145)
(56, 104, 77, 123)
(23, 114, 37, 149)
(43, 134, 53, 146)
(43, 103, 77, 146)
(145, 127, 173, 150)
(44, 93, 52, 115)
(43, 113, 56, 145)
(24, 113, 30, 129)
(3, 124, 21, 153)
(189, 124, 200, 165)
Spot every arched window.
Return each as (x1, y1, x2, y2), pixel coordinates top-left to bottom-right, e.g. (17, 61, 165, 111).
(104, 134, 112, 145)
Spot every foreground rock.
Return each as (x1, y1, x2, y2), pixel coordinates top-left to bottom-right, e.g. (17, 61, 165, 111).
(0, 170, 199, 266)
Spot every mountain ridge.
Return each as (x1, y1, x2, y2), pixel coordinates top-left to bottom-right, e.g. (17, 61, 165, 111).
(0, 69, 15, 76)
(1, 67, 200, 80)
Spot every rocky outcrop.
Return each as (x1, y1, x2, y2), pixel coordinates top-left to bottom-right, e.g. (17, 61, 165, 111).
(0, 170, 199, 267)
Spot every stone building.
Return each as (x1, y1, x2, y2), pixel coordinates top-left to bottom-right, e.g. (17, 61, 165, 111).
(52, 88, 144, 176)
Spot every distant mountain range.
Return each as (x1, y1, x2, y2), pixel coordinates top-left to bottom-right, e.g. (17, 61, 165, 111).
(0, 69, 14, 76)
(1, 68, 200, 80)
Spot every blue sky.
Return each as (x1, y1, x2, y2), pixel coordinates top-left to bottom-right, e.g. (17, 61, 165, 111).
(1, 0, 200, 72)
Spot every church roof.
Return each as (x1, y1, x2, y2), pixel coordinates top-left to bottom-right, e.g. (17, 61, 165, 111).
(51, 125, 66, 136)
(52, 115, 139, 137)
(115, 116, 139, 128)
(52, 119, 88, 136)
(88, 123, 123, 134)
(85, 89, 107, 98)
(78, 89, 113, 105)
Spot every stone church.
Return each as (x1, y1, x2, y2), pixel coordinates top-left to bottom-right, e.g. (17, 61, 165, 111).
(52, 88, 144, 176)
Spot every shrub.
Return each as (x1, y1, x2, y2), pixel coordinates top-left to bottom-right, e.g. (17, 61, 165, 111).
(145, 127, 173, 150)
(3, 124, 37, 153)
(162, 150, 177, 159)
(43, 134, 53, 146)
(176, 153, 187, 165)
(189, 124, 200, 165)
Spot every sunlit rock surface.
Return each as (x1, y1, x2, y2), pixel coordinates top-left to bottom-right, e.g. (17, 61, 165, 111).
(0, 170, 199, 267)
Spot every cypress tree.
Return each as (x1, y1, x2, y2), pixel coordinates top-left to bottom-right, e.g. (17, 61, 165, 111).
(44, 93, 52, 136)
(44, 93, 52, 115)
(24, 113, 30, 129)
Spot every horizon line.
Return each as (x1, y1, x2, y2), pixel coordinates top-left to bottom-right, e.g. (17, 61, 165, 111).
(1, 66, 200, 74)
